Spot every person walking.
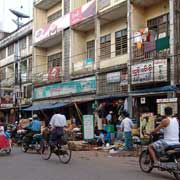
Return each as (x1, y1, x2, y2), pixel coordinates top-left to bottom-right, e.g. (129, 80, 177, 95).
(121, 111, 134, 150)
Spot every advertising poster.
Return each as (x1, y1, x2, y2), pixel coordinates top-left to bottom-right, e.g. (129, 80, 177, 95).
(140, 113, 155, 139)
(83, 115, 94, 140)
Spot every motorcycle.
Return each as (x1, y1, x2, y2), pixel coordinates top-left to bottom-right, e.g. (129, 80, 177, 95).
(139, 134, 180, 180)
(0, 126, 12, 155)
(21, 129, 42, 153)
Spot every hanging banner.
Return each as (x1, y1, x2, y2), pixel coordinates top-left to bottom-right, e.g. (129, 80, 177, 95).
(83, 115, 94, 140)
(107, 72, 120, 83)
(70, 0, 96, 26)
(35, 0, 96, 43)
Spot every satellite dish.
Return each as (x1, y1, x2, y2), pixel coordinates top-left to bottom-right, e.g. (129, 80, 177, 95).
(9, 9, 29, 18)
(12, 19, 24, 27)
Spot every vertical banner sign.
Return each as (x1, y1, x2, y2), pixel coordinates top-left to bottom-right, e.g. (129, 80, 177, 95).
(83, 115, 94, 140)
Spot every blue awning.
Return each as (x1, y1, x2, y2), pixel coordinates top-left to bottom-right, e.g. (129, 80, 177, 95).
(22, 102, 70, 111)
(130, 85, 177, 94)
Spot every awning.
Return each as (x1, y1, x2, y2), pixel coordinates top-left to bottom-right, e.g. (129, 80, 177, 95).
(95, 94, 128, 100)
(130, 85, 177, 95)
(22, 102, 70, 111)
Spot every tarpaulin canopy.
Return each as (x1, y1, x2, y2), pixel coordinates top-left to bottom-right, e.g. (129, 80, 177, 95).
(22, 102, 70, 111)
(130, 85, 177, 94)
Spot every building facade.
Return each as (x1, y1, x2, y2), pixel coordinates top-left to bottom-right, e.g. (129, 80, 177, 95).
(0, 21, 33, 123)
(33, 0, 128, 118)
(31, 0, 180, 119)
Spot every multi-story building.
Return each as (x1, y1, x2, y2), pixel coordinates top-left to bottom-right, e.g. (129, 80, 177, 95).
(0, 21, 32, 123)
(128, 0, 180, 118)
(32, 0, 180, 120)
(32, 0, 128, 117)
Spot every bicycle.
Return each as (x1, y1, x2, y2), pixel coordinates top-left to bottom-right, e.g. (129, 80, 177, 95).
(40, 133, 72, 164)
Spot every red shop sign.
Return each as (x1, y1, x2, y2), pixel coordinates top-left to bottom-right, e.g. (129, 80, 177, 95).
(48, 67, 60, 81)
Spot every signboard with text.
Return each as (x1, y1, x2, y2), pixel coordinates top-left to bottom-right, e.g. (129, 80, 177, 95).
(83, 115, 94, 140)
(131, 59, 167, 84)
(33, 76, 96, 100)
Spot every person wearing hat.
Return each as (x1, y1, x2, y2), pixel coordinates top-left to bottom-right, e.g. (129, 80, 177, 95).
(25, 114, 41, 144)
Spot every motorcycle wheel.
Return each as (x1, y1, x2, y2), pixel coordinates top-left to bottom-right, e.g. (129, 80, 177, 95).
(40, 141, 52, 160)
(22, 143, 28, 152)
(173, 158, 180, 180)
(139, 150, 153, 173)
(58, 143, 72, 164)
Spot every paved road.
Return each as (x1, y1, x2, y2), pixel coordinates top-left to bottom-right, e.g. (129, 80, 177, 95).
(0, 148, 175, 180)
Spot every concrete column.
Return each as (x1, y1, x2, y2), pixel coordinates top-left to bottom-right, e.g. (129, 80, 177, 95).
(95, 1, 100, 95)
(127, 0, 133, 117)
(169, 0, 175, 86)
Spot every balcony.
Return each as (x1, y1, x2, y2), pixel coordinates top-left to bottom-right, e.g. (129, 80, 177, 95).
(34, 0, 61, 10)
(99, 0, 127, 27)
(72, 56, 95, 78)
(132, 29, 170, 63)
(131, 0, 164, 8)
(0, 77, 15, 87)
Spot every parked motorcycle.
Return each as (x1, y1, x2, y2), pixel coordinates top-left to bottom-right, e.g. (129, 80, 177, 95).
(139, 134, 180, 180)
(21, 129, 42, 153)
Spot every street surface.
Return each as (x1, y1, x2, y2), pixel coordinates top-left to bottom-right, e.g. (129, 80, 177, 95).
(0, 147, 174, 180)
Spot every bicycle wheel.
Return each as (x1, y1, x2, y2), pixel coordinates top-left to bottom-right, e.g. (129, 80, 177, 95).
(40, 141, 52, 160)
(58, 143, 72, 164)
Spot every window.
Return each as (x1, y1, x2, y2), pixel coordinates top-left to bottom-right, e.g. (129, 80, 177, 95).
(100, 34, 111, 59)
(48, 52, 62, 70)
(19, 37, 26, 49)
(0, 48, 6, 60)
(8, 44, 14, 56)
(147, 14, 169, 38)
(87, 40, 95, 60)
(115, 29, 127, 56)
(29, 34, 32, 46)
(24, 85, 32, 98)
(48, 10, 62, 23)
(0, 68, 6, 80)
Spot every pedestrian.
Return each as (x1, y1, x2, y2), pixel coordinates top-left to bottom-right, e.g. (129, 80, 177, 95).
(106, 111, 113, 123)
(121, 111, 134, 150)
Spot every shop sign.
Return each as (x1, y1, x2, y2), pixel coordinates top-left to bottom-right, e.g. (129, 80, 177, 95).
(48, 67, 61, 81)
(33, 76, 96, 100)
(0, 96, 13, 108)
(131, 61, 153, 84)
(131, 59, 167, 84)
(154, 59, 167, 82)
(83, 115, 94, 140)
(34, 13, 70, 43)
(157, 98, 177, 116)
(70, 0, 96, 26)
(107, 72, 120, 83)
(120, 73, 128, 85)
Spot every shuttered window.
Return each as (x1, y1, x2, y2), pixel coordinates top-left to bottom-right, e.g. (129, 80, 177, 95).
(100, 34, 111, 60)
(87, 40, 95, 60)
(48, 10, 62, 23)
(115, 29, 127, 56)
(48, 52, 62, 69)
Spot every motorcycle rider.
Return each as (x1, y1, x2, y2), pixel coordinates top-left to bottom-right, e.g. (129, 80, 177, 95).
(148, 107, 180, 167)
(25, 114, 41, 145)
